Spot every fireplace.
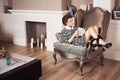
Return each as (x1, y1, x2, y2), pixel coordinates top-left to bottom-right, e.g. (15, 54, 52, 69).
(26, 21, 46, 47)
(9, 10, 68, 51)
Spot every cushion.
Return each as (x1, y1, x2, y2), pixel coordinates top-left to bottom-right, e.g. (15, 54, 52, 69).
(55, 33, 63, 42)
(54, 42, 87, 56)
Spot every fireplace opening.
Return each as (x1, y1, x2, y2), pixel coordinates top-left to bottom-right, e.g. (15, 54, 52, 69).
(26, 21, 46, 48)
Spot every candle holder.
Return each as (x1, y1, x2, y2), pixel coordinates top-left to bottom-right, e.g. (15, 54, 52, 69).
(30, 38, 36, 48)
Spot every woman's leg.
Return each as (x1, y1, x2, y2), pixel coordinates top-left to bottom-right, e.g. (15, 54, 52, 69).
(85, 26, 106, 45)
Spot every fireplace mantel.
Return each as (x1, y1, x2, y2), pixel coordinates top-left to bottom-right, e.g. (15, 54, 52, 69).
(8, 10, 68, 51)
(9, 10, 67, 15)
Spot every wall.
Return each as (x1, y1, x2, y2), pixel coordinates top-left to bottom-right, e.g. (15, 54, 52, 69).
(71, 0, 93, 9)
(115, 0, 120, 7)
(12, 0, 71, 11)
(1, 10, 68, 51)
(0, 0, 12, 13)
(104, 20, 120, 61)
(0, 0, 71, 41)
(8, 0, 12, 7)
(0, 14, 14, 41)
(93, 0, 115, 12)
(62, 0, 71, 10)
(0, 0, 4, 13)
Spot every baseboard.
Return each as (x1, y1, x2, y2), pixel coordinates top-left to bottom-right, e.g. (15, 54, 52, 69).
(104, 49, 120, 61)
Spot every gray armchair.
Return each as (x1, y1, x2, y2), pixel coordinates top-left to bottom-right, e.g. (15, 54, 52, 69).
(53, 7, 110, 76)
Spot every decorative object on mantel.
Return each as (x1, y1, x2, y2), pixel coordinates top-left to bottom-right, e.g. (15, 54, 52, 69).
(86, 4, 93, 11)
(67, 4, 77, 17)
(81, 0, 93, 11)
(4, 6, 12, 13)
(72, 0, 93, 11)
(113, 10, 120, 19)
(112, 7, 120, 19)
(30, 38, 36, 48)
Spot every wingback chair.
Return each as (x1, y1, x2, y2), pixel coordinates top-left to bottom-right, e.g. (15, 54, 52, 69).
(53, 7, 110, 76)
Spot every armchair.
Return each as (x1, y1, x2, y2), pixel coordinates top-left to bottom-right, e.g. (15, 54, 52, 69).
(53, 7, 110, 76)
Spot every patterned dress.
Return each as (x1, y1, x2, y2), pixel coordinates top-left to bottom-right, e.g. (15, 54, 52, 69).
(61, 27, 86, 47)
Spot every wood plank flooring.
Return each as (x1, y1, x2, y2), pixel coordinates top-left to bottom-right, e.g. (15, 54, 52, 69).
(0, 41, 120, 80)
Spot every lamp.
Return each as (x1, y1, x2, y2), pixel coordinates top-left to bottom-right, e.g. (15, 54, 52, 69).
(72, 0, 93, 10)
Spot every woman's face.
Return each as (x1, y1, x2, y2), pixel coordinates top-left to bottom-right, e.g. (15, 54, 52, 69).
(66, 18, 73, 27)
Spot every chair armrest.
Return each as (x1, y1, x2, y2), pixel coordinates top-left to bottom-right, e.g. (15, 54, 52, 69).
(55, 33, 63, 42)
(54, 42, 87, 56)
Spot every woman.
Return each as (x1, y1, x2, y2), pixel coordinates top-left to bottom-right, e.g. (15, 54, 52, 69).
(61, 14, 112, 51)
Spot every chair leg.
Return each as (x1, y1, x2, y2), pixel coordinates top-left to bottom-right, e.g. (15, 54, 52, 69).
(53, 51, 57, 64)
(100, 54, 104, 66)
(79, 60, 83, 76)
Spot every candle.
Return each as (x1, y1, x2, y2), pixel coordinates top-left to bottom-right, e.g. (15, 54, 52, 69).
(41, 42, 43, 49)
(31, 43, 33, 48)
(37, 38, 40, 47)
(30, 38, 34, 48)
(31, 38, 34, 43)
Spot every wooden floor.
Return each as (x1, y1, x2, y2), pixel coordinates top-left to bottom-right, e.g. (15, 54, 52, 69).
(0, 41, 120, 80)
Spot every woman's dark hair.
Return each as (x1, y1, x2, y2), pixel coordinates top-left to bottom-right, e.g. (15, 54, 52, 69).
(62, 13, 73, 25)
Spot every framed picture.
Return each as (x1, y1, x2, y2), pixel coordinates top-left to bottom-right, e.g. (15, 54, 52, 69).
(114, 11, 120, 19)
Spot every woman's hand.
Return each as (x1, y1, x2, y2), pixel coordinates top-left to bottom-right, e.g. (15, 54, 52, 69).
(68, 30, 79, 43)
(73, 30, 79, 37)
